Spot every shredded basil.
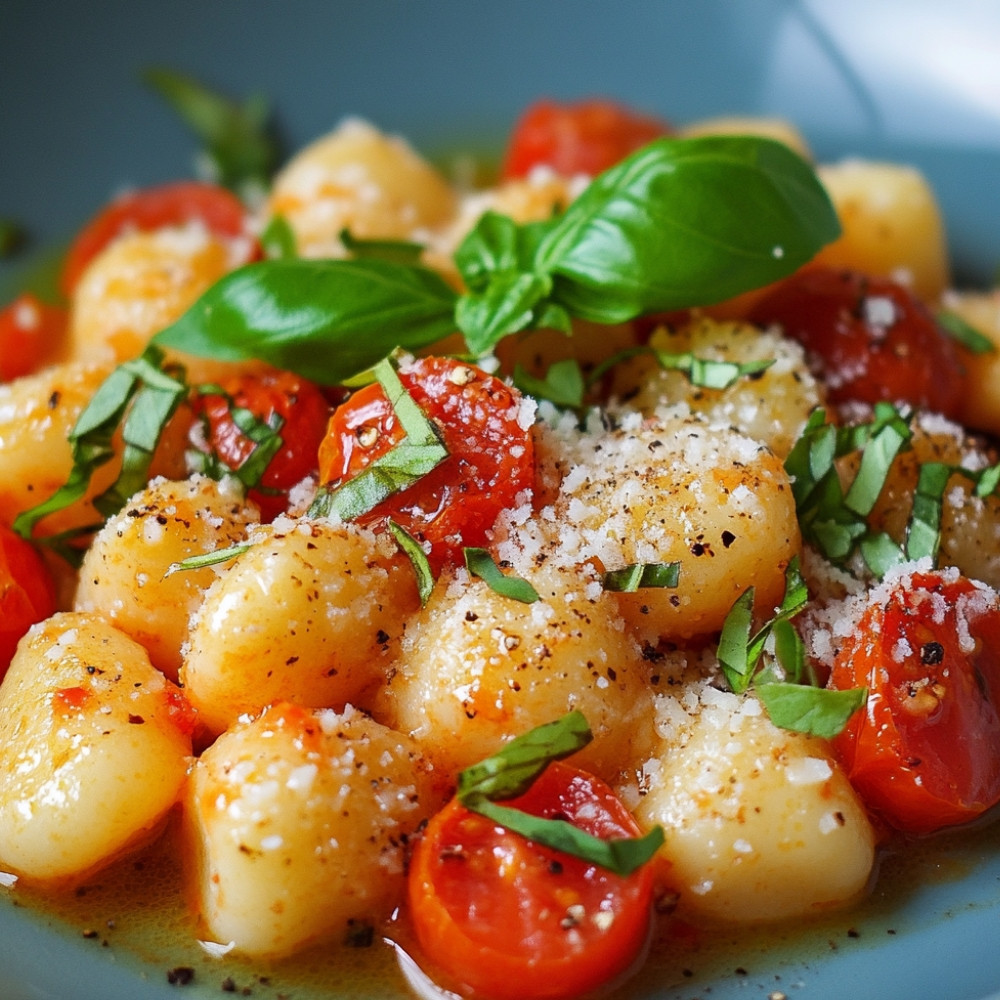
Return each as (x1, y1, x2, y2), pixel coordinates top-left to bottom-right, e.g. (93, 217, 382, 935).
(388, 520, 435, 606)
(165, 542, 253, 575)
(457, 712, 664, 876)
(755, 682, 868, 740)
(602, 561, 681, 593)
(13, 346, 187, 552)
(937, 309, 996, 354)
(716, 559, 865, 737)
(308, 357, 448, 521)
(464, 548, 539, 604)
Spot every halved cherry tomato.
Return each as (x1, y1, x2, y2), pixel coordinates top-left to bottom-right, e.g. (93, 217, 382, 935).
(317, 357, 535, 572)
(60, 180, 251, 297)
(502, 98, 670, 180)
(828, 571, 1000, 834)
(747, 267, 966, 417)
(407, 761, 657, 1000)
(0, 293, 68, 382)
(189, 370, 331, 521)
(0, 524, 57, 679)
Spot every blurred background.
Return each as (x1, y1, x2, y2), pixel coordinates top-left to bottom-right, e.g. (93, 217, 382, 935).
(2, 0, 999, 284)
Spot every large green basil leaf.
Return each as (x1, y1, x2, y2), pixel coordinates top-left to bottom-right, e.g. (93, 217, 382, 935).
(152, 258, 458, 384)
(535, 135, 840, 322)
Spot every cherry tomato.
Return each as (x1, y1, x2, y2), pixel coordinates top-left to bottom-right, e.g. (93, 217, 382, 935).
(407, 761, 657, 1000)
(502, 98, 670, 180)
(60, 180, 252, 296)
(0, 524, 57, 679)
(747, 267, 966, 417)
(189, 370, 330, 521)
(828, 571, 1000, 834)
(0, 294, 68, 382)
(317, 357, 535, 572)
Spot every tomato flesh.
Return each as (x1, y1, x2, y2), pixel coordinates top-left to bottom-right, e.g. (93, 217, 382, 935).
(748, 267, 966, 417)
(61, 180, 251, 296)
(407, 761, 656, 1000)
(0, 524, 57, 679)
(189, 370, 330, 521)
(502, 98, 670, 180)
(0, 294, 67, 382)
(318, 357, 534, 572)
(829, 571, 1000, 834)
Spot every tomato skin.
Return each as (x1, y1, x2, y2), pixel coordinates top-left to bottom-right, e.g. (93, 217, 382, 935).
(0, 294, 68, 382)
(747, 267, 966, 417)
(189, 370, 330, 521)
(407, 761, 657, 1000)
(60, 180, 252, 296)
(828, 571, 1000, 834)
(318, 357, 535, 572)
(0, 524, 58, 679)
(502, 98, 670, 180)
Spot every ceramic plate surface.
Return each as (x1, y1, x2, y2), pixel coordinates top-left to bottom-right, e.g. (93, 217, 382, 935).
(2, 2, 1000, 998)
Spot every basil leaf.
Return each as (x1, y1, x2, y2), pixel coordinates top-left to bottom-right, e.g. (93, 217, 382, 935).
(340, 228, 425, 266)
(755, 682, 867, 739)
(464, 548, 539, 604)
(457, 711, 593, 801)
(467, 796, 664, 877)
(456, 271, 554, 355)
(261, 215, 297, 259)
(152, 258, 458, 384)
(144, 67, 279, 195)
(602, 561, 681, 593)
(535, 136, 839, 323)
(937, 309, 996, 354)
(388, 520, 435, 606)
(843, 415, 909, 516)
(513, 359, 585, 409)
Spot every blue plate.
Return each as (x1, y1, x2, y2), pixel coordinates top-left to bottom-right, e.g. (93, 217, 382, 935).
(2, 2, 1000, 998)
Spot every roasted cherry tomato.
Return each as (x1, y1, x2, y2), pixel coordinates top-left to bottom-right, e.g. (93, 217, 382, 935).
(0, 293, 68, 382)
(407, 761, 657, 1000)
(318, 357, 535, 572)
(828, 571, 1000, 834)
(501, 98, 670, 180)
(60, 180, 251, 296)
(747, 267, 966, 417)
(189, 370, 330, 521)
(0, 524, 57, 679)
